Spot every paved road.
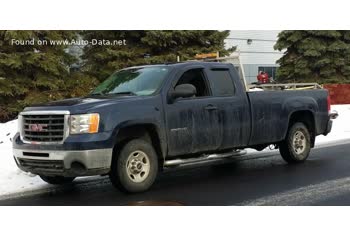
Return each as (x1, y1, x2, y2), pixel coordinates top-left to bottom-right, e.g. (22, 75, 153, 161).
(1, 142, 350, 206)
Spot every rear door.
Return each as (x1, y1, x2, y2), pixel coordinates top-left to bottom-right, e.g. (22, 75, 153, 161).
(165, 66, 222, 157)
(204, 65, 251, 149)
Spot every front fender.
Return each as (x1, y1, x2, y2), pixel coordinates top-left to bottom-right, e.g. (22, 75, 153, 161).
(110, 119, 167, 159)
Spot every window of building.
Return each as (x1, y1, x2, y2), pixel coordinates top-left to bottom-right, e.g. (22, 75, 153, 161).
(258, 66, 278, 81)
(210, 69, 235, 96)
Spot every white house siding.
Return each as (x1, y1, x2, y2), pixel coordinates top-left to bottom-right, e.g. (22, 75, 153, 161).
(225, 30, 285, 83)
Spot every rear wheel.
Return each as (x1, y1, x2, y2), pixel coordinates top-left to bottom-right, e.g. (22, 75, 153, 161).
(109, 139, 158, 193)
(279, 122, 311, 164)
(40, 176, 75, 185)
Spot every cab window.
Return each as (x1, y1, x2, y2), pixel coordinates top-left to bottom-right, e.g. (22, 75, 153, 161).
(210, 69, 235, 96)
(175, 68, 210, 97)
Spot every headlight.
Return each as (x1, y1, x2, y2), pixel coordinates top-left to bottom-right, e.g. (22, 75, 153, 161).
(70, 113, 100, 134)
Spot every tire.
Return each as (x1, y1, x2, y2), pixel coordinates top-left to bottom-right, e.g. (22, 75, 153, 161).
(279, 122, 311, 164)
(109, 139, 158, 193)
(40, 176, 75, 185)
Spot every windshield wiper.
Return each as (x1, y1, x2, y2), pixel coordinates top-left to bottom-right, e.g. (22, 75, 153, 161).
(87, 92, 105, 97)
(108, 91, 137, 96)
(87, 91, 137, 97)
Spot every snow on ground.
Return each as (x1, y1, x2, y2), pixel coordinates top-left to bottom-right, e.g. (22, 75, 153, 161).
(315, 105, 350, 145)
(0, 105, 349, 197)
(0, 120, 52, 196)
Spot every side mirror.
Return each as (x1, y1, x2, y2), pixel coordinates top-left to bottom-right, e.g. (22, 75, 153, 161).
(169, 84, 196, 103)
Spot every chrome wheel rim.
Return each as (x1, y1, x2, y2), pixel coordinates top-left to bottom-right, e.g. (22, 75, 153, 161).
(293, 130, 306, 155)
(126, 150, 150, 183)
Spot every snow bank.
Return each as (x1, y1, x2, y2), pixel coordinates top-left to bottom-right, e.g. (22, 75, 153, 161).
(0, 120, 17, 146)
(249, 87, 264, 92)
(315, 105, 350, 145)
(0, 120, 52, 196)
(0, 105, 349, 197)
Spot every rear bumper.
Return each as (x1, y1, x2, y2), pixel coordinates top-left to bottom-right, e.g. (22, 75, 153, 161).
(323, 110, 338, 136)
(13, 133, 113, 177)
(323, 119, 333, 136)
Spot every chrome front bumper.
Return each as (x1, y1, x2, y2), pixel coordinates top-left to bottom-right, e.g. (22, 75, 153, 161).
(13, 148, 113, 177)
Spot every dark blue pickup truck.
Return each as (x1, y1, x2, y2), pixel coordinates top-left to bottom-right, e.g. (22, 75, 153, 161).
(13, 62, 333, 192)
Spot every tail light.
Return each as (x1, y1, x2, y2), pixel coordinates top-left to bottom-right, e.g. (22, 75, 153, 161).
(327, 94, 331, 113)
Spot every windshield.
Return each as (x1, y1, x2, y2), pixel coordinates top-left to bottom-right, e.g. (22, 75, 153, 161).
(91, 66, 170, 96)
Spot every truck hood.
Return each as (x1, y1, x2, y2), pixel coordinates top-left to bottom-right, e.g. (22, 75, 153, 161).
(31, 97, 115, 107)
(23, 95, 150, 114)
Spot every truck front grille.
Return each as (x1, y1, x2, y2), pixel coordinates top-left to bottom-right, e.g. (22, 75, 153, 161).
(22, 114, 66, 143)
(18, 158, 64, 173)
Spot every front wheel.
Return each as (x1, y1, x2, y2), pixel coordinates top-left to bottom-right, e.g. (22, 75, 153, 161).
(39, 176, 75, 185)
(279, 122, 311, 164)
(109, 139, 158, 193)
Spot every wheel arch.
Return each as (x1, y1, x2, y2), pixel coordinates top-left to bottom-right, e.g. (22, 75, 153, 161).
(111, 122, 166, 169)
(286, 110, 316, 147)
(281, 96, 318, 147)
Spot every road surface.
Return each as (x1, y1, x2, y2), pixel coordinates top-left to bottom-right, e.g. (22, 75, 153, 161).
(1, 142, 350, 206)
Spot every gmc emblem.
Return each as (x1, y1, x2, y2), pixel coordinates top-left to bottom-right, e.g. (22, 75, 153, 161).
(29, 124, 48, 132)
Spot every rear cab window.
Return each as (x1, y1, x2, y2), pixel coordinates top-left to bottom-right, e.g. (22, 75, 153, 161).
(208, 68, 235, 96)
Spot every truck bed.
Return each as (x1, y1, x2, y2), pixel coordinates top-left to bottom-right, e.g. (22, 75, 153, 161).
(247, 89, 329, 146)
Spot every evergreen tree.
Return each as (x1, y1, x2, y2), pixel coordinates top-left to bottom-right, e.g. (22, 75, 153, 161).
(0, 30, 233, 122)
(274, 30, 350, 83)
(81, 30, 234, 81)
(0, 30, 78, 121)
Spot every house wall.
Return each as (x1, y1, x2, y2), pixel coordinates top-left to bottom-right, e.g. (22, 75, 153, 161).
(226, 30, 284, 83)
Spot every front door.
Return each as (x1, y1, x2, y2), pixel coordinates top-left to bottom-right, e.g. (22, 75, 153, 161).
(165, 67, 222, 157)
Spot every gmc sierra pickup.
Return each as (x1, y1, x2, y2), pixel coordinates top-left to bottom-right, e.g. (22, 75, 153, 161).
(13, 62, 333, 193)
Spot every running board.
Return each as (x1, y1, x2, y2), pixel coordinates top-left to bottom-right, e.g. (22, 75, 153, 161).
(164, 150, 247, 168)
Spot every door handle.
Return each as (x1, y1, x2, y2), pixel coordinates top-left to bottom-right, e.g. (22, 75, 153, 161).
(204, 105, 218, 111)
